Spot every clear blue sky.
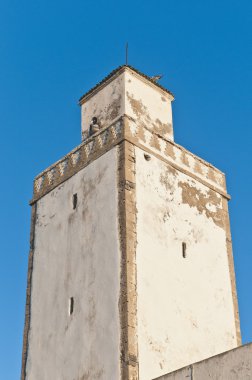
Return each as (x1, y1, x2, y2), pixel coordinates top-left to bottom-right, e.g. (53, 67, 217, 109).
(0, 0, 251, 378)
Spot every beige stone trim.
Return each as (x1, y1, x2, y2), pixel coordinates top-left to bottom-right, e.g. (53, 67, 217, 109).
(21, 203, 37, 380)
(118, 141, 139, 380)
(222, 197, 242, 345)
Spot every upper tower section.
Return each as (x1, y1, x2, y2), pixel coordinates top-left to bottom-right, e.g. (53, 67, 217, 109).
(31, 65, 228, 206)
(79, 65, 175, 142)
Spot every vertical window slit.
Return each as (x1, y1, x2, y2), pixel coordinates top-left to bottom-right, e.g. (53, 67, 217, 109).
(73, 193, 78, 210)
(182, 242, 187, 258)
(69, 297, 74, 315)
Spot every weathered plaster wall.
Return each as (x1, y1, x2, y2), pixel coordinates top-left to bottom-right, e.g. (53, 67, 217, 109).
(26, 148, 121, 380)
(81, 73, 125, 140)
(127, 118, 226, 195)
(125, 70, 173, 141)
(80, 68, 173, 142)
(135, 146, 237, 380)
(154, 343, 252, 380)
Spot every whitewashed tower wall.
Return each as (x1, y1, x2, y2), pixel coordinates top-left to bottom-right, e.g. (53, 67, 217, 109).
(21, 66, 240, 380)
(24, 150, 121, 380)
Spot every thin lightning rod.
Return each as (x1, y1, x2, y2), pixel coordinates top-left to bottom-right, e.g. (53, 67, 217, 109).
(126, 42, 128, 65)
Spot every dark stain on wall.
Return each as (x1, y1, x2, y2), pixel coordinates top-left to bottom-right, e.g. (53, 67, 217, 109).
(86, 296, 96, 329)
(194, 161, 203, 175)
(181, 151, 190, 167)
(160, 165, 178, 191)
(164, 143, 176, 160)
(79, 368, 104, 380)
(153, 119, 172, 136)
(106, 95, 122, 121)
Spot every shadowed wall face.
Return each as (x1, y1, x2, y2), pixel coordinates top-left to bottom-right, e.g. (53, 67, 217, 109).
(81, 73, 125, 140)
(26, 148, 121, 380)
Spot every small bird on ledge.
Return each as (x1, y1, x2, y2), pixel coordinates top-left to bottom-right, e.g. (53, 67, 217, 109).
(150, 74, 163, 82)
(89, 116, 100, 136)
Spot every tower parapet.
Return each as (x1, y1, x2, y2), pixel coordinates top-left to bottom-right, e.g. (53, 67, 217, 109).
(31, 115, 227, 204)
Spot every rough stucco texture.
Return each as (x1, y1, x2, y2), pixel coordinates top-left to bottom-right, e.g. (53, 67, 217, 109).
(154, 343, 252, 380)
(81, 69, 173, 141)
(124, 70, 173, 141)
(135, 147, 237, 380)
(26, 148, 121, 380)
(81, 73, 125, 140)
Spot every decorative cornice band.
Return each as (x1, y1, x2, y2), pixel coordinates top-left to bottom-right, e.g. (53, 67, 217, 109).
(31, 119, 125, 204)
(31, 116, 230, 204)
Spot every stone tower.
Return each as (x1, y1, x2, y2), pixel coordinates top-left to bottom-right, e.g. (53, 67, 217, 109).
(21, 66, 241, 380)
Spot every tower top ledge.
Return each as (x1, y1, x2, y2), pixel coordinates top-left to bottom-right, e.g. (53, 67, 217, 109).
(78, 65, 175, 105)
(31, 116, 228, 205)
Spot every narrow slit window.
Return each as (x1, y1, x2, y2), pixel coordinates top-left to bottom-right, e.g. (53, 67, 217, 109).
(144, 153, 151, 161)
(69, 297, 74, 315)
(73, 193, 78, 210)
(182, 242, 187, 258)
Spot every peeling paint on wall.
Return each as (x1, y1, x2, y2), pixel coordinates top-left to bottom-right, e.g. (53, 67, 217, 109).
(80, 68, 174, 142)
(126, 90, 173, 137)
(178, 180, 224, 229)
(135, 146, 237, 380)
(125, 69, 173, 141)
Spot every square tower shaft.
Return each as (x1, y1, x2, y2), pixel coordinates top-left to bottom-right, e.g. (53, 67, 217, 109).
(21, 66, 240, 380)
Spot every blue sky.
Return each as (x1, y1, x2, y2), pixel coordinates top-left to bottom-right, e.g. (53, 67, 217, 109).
(0, 0, 251, 378)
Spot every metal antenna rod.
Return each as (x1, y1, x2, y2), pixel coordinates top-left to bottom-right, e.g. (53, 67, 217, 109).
(126, 42, 128, 65)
